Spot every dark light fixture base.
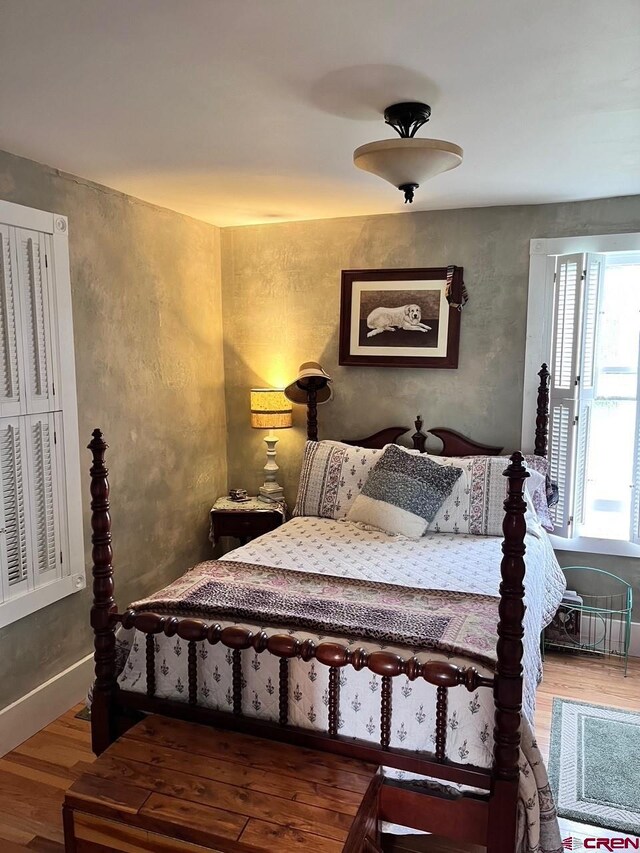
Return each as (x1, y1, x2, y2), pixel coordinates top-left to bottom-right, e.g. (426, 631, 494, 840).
(398, 183, 419, 203)
(384, 102, 431, 138)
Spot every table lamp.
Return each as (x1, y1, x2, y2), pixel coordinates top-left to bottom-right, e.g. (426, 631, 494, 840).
(250, 388, 292, 503)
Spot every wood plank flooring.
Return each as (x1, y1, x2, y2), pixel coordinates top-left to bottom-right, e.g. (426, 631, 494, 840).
(0, 653, 637, 852)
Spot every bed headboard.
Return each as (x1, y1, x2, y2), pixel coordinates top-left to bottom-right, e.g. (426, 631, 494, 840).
(312, 363, 551, 457)
(341, 417, 503, 456)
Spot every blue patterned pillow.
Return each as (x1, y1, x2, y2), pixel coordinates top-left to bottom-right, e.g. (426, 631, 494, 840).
(346, 445, 463, 537)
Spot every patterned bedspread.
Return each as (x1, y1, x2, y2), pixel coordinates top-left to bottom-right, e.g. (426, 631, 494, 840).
(115, 517, 565, 852)
(131, 560, 503, 666)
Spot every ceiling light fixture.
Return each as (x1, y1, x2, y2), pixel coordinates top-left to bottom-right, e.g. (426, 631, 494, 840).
(353, 102, 463, 204)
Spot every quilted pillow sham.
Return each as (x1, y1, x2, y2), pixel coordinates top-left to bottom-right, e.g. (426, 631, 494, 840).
(346, 444, 463, 538)
(293, 440, 383, 520)
(427, 453, 552, 536)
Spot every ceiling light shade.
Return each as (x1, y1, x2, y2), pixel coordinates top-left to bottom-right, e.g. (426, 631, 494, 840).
(353, 102, 463, 203)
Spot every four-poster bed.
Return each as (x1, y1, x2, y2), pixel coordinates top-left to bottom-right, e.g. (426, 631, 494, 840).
(87, 365, 557, 853)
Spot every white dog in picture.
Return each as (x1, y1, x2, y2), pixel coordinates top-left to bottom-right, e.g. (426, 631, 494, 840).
(366, 304, 432, 338)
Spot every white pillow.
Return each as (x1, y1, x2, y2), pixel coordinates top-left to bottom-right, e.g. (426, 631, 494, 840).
(293, 440, 383, 519)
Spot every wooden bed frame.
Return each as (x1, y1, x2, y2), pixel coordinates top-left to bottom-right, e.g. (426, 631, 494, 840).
(89, 364, 551, 853)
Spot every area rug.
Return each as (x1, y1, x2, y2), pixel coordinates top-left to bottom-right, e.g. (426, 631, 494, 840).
(548, 698, 640, 835)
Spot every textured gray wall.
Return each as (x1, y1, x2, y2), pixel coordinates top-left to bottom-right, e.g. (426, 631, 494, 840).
(221, 196, 640, 613)
(0, 150, 228, 710)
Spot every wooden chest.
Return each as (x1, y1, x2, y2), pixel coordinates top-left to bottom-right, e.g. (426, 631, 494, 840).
(63, 715, 382, 852)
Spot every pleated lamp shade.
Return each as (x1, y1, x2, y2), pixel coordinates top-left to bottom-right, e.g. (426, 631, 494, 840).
(250, 389, 293, 429)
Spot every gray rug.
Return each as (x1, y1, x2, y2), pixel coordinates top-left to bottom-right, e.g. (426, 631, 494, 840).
(548, 698, 640, 835)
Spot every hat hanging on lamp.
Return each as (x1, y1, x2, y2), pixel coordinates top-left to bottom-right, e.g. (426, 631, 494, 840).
(250, 388, 292, 503)
(284, 362, 332, 442)
(353, 102, 463, 204)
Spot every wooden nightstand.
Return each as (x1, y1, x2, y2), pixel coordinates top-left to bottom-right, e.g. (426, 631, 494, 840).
(210, 496, 286, 547)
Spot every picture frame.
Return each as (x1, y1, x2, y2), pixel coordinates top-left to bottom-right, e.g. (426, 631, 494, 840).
(339, 266, 463, 368)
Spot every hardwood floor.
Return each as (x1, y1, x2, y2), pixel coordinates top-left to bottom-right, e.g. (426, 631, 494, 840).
(0, 653, 637, 852)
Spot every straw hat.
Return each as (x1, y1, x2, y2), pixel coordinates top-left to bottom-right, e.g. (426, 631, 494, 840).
(284, 362, 333, 405)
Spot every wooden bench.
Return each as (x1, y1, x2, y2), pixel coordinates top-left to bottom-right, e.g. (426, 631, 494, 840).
(63, 715, 383, 852)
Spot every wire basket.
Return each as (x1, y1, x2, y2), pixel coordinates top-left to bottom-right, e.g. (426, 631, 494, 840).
(544, 566, 633, 676)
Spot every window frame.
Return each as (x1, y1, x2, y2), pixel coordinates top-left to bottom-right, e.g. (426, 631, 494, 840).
(0, 200, 85, 628)
(524, 232, 640, 558)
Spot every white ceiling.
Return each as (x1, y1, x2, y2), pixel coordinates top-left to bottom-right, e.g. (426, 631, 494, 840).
(1, 0, 638, 227)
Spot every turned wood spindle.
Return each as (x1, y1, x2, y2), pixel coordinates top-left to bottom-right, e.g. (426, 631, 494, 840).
(435, 686, 448, 762)
(88, 429, 118, 756)
(380, 675, 392, 749)
(188, 641, 198, 706)
(278, 658, 289, 726)
(145, 634, 156, 698)
(488, 452, 529, 853)
(232, 649, 243, 715)
(534, 363, 550, 457)
(328, 666, 339, 736)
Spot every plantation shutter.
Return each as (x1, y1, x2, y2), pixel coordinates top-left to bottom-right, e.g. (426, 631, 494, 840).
(0, 418, 29, 600)
(631, 344, 640, 545)
(0, 225, 23, 417)
(548, 253, 604, 538)
(13, 228, 55, 414)
(24, 413, 62, 587)
(0, 223, 62, 603)
(573, 254, 605, 533)
(548, 254, 583, 537)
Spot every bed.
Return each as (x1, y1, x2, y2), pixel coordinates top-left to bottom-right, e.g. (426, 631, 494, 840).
(88, 364, 564, 853)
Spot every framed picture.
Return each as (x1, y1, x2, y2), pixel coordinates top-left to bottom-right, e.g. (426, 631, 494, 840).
(339, 267, 463, 368)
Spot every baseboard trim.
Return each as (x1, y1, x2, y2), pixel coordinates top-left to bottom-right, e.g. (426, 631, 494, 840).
(0, 653, 94, 757)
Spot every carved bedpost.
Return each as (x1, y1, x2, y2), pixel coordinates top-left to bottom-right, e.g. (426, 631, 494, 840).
(88, 429, 118, 755)
(488, 452, 529, 853)
(411, 415, 427, 453)
(534, 363, 550, 457)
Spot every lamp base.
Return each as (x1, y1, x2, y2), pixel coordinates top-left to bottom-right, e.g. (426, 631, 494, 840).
(258, 485, 285, 503)
(258, 432, 285, 503)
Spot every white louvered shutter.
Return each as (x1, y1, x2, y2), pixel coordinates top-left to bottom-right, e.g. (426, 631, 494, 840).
(548, 253, 604, 538)
(573, 254, 604, 533)
(631, 343, 640, 545)
(0, 225, 23, 417)
(13, 228, 55, 414)
(0, 223, 63, 604)
(0, 418, 30, 600)
(0, 201, 82, 623)
(24, 412, 61, 586)
(548, 254, 584, 537)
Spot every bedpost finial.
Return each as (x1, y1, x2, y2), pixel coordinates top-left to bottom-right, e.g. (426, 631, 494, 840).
(88, 428, 108, 451)
(412, 415, 427, 453)
(504, 450, 529, 478)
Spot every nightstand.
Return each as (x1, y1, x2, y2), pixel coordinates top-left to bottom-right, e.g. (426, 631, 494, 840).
(209, 496, 286, 548)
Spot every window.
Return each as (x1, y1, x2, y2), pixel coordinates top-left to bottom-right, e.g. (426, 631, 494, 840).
(524, 233, 640, 557)
(0, 200, 84, 628)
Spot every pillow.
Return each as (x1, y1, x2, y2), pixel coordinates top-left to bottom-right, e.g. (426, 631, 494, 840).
(293, 440, 383, 519)
(346, 444, 463, 538)
(524, 456, 554, 532)
(427, 454, 552, 536)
